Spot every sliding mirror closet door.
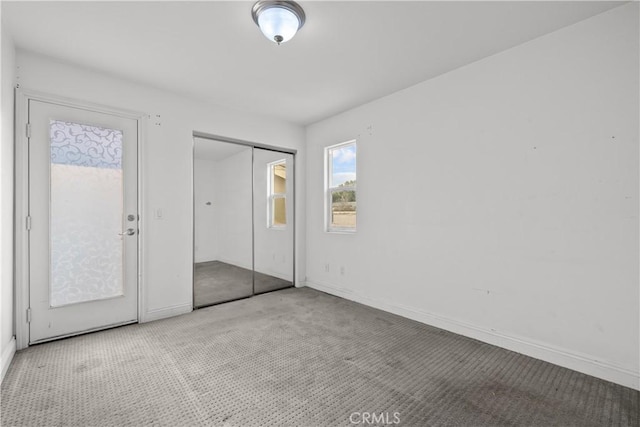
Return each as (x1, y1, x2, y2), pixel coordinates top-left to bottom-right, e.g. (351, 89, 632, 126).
(253, 148, 294, 294)
(193, 139, 253, 307)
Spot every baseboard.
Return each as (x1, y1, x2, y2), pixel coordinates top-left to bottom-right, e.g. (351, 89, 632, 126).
(256, 268, 292, 282)
(199, 258, 292, 282)
(216, 257, 253, 272)
(141, 303, 192, 323)
(303, 279, 639, 391)
(1, 337, 17, 384)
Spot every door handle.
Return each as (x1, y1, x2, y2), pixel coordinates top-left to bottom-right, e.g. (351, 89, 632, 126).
(118, 228, 135, 236)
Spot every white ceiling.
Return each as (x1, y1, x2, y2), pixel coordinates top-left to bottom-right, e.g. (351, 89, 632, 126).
(2, 1, 624, 125)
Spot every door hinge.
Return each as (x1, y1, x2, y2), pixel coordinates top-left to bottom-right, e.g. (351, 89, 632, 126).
(26, 308, 32, 323)
(26, 123, 31, 138)
(26, 215, 31, 231)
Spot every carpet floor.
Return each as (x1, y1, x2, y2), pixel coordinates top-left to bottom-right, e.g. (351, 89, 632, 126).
(1, 287, 638, 426)
(194, 261, 292, 308)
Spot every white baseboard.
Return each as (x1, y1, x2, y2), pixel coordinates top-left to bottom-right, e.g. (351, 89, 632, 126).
(303, 279, 639, 391)
(256, 268, 292, 282)
(216, 257, 253, 272)
(141, 303, 192, 323)
(1, 337, 17, 384)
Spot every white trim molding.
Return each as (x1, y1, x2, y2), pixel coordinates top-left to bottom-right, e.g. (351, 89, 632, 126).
(303, 279, 639, 391)
(141, 303, 192, 323)
(14, 89, 29, 350)
(1, 337, 17, 383)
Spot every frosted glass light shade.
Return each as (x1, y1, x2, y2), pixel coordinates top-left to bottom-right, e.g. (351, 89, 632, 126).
(252, 1, 306, 45)
(258, 7, 300, 44)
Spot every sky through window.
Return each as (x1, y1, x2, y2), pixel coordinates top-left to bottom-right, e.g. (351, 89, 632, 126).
(331, 144, 356, 187)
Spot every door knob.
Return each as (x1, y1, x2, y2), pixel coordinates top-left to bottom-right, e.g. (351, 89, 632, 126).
(118, 228, 135, 236)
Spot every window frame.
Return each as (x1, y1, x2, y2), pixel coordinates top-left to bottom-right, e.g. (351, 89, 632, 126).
(267, 159, 287, 229)
(325, 140, 357, 233)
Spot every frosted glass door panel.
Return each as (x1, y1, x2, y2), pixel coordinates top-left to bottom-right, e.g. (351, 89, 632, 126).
(49, 120, 124, 307)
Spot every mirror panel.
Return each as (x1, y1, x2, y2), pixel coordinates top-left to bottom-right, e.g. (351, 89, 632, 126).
(193, 138, 253, 307)
(253, 148, 294, 294)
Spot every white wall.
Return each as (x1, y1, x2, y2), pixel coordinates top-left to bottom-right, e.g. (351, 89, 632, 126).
(14, 50, 306, 326)
(0, 26, 16, 381)
(305, 3, 639, 389)
(194, 158, 219, 263)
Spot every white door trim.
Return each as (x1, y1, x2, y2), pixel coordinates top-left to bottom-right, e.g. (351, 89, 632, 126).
(14, 89, 147, 350)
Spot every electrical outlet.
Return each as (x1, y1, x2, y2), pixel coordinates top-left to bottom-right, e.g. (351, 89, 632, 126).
(340, 266, 345, 275)
(324, 263, 330, 272)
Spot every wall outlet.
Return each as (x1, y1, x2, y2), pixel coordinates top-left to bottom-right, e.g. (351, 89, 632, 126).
(340, 266, 345, 276)
(324, 263, 330, 272)
(154, 208, 163, 220)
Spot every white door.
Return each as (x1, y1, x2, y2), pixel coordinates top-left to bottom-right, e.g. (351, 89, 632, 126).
(28, 100, 139, 343)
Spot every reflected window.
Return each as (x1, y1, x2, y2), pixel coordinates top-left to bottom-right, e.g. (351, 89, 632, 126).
(268, 160, 286, 227)
(326, 140, 356, 232)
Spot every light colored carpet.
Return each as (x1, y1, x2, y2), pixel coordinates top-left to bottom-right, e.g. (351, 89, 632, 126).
(194, 261, 292, 308)
(2, 288, 638, 426)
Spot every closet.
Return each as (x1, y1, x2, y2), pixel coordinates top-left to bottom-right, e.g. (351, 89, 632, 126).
(193, 134, 295, 308)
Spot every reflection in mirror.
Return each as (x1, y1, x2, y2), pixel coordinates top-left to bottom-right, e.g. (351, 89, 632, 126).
(268, 160, 287, 227)
(193, 138, 253, 307)
(254, 148, 294, 294)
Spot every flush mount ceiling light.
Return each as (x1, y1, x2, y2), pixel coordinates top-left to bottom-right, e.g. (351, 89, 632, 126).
(252, 0, 306, 45)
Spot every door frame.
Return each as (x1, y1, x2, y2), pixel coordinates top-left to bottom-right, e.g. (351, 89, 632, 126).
(14, 89, 147, 349)
(191, 131, 297, 309)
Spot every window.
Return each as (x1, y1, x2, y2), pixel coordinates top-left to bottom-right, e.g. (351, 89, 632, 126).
(326, 140, 356, 232)
(268, 160, 287, 228)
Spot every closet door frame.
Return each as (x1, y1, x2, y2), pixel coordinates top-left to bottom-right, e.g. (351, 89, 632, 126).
(191, 131, 296, 309)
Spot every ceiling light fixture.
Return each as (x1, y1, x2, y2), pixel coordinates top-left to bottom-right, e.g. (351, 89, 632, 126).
(252, 0, 306, 45)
